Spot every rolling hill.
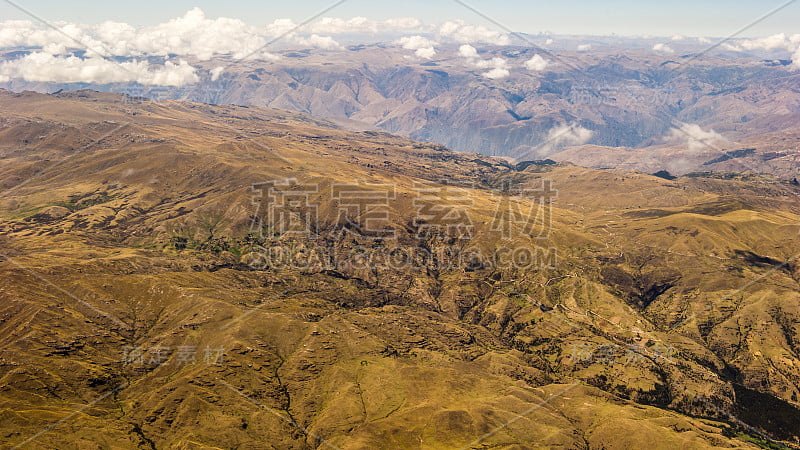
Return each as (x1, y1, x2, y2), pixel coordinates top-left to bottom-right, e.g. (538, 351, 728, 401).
(1, 89, 799, 448)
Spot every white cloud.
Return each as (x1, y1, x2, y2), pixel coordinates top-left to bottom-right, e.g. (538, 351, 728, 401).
(524, 54, 549, 71)
(0, 20, 34, 48)
(438, 20, 510, 45)
(396, 35, 437, 59)
(383, 17, 426, 31)
(0, 9, 548, 85)
(0, 53, 199, 86)
(306, 16, 425, 34)
(0, 9, 355, 62)
(0, 10, 519, 64)
(742, 33, 790, 51)
(396, 35, 436, 49)
(458, 44, 478, 59)
(210, 66, 224, 81)
(671, 34, 686, 41)
(484, 66, 510, 79)
(308, 16, 375, 34)
(128, 8, 268, 60)
(544, 38, 554, 46)
(457, 46, 510, 79)
(414, 47, 436, 59)
(478, 59, 509, 79)
(721, 42, 742, 52)
(265, 18, 296, 37)
(577, 44, 591, 52)
(653, 43, 674, 54)
(295, 34, 342, 50)
(0, 9, 271, 60)
(268, 17, 427, 50)
(698, 37, 712, 44)
(264, 19, 344, 50)
(737, 33, 800, 67)
(549, 124, 593, 145)
(532, 124, 593, 156)
(668, 123, 726, 152)
(0, 20, 108, 57)
(244, 51, 281, 62)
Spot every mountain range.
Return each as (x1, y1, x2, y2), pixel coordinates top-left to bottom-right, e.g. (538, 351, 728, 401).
(1, 89, 800, 448)
(4, 43, 800, 181)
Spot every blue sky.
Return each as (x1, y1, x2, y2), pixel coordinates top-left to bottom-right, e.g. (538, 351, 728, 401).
(1, 0, 798, 37)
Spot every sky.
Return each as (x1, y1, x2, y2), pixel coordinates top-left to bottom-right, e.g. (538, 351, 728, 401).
(1, 0, 799, 38)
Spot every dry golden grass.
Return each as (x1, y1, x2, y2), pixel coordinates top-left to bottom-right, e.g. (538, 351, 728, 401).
(1, 90, 798, 448)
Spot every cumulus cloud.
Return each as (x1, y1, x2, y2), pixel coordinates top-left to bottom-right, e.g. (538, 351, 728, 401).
(305, 16, 425, 34)
(736, 33, 800, 68)
(742, 33, 792, 51)
(524, 54, 549, 71)
(0, 9, 519, 62)
(268, 16, 429, 49)
(0, 8, 293, 86)
(264, 19, 344, 50)
(414, 47, 437, 59)
(210, 66, 225, 81)
(478, 58, 509, 79)
(653, 43, 674, 54)
(0, 19, 109, 57)
(0, 9, 276, 60)
(457, 44, 510, 79)
(396, 35, 437, 59)
(660, 123, 728, 172)
(264, 18, 297, 37)
(383, 17, 426, 31)
(0, 8, 386, 85)
(483, 65, 510, 79)
(721, 42, 743, 52)
(458, 44, 478, 58)
(548, 124, 593, 146)
(544, 38, 554, 46)
(698, 37, 712, 44)
(0, 53, 199, 85)
(668, 123, 726, 152)
(671, 35, 686, 41)
(439, 20, 510, 45)
(295, 34, 343, 50)
(577, 44, 591, 52)
(0, 8, 348, 61)
(119, 8, 269, 60)
(527, 123, 593, 157)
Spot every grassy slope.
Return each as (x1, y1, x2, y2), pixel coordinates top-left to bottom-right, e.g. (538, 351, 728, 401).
(0, 90, 798, 448)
